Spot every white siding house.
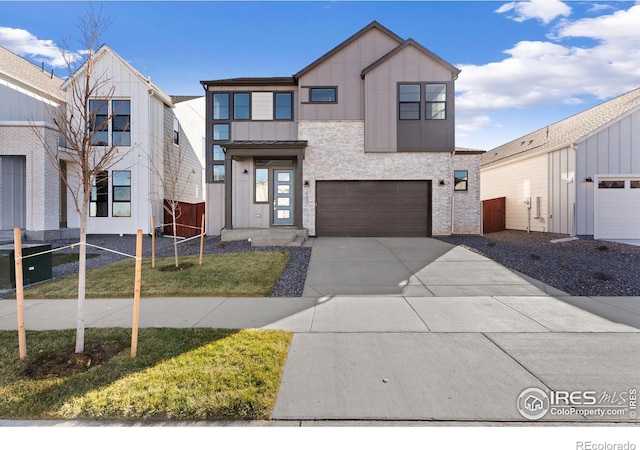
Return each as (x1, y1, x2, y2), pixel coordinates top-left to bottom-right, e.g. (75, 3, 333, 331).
(481, 87, 640, 241)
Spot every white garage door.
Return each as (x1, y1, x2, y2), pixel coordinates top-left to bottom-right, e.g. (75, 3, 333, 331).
(595, 177, 640, 239)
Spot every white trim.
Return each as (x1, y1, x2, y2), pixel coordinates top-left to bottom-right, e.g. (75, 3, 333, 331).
(593, 174, 640, 240)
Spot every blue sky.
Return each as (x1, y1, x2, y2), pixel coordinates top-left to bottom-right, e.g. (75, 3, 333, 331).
(1, 0, 639, 150)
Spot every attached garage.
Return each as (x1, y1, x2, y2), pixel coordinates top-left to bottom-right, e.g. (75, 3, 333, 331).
(595, 176, 640, 240)
(315, 180, 431, 237)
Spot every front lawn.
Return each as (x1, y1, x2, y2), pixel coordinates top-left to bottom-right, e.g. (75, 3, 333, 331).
(21, 252, 290, 298)
(0, 328, 292, 420)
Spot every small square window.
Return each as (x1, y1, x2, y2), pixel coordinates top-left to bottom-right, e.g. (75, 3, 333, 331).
(454, 170, 468, 191)
(213, 165, 225, 182)
(213, 124, 230, 141)
(309, 87, 336, 103)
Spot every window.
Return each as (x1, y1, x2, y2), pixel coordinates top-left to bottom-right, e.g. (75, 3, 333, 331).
(111, 100, 131, 145)
(212, 165, 225, 182)
(309, 87, 336, 103)
(255, 168, 269, 203)
(212, 144, 225, 160)
(631, 181, 640, 189)
(89, 99, 108, 145)
(90, 171, 108, 217)
(598, 180, 625, 189)
(213, 124, 230, 141)
(425, 84, 446, 120)
(213, 93, 230, 120)
(275, 92, 292, 120)
(112, 170, 131, 217)
(399, 84, 420, 120)
(454, 170, 468, 191)
(173, 116, 180, 145)
(233, 93, 250, 120)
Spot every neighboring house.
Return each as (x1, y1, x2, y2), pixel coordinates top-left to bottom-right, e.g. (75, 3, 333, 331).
(0, 46, 69, 240)
(481, 87, 640, 240)
(201, 21, 482, 238)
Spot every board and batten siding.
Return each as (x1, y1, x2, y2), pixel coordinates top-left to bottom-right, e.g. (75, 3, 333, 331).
(363, 45, 455, 153)
(481, 153, 549, 233)
(297, 27, 400, 121)
(548, 146, 576, 235)
(173, 97, 206, 203)
(575, 108, 640, 236)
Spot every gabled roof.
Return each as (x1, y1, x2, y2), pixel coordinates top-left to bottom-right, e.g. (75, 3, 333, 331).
(171, 95, 203, 104)
(481, 87, 640, 168)
(361, 38, 461, 79)
(294, 21, 404, 80)
(0, 45, 65, 103)
(61, 45, 173, 107)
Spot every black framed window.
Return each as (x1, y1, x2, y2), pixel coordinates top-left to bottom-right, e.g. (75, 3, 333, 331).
(112, 170, 131, 217)
(111, 100, 131, 146)
(425, 84, 446, 120)
(173, 116, 180, 145)
(454, 170, 468, 191)
(309, 87, 337, 103)
(233, 93, 250, 120)
(89, 99, 109, 145)
(274, 92, 293, 120)
(213, 93, 230, 120)
(398, 84, 421, 120)
(212, 165, 225, 182)
(90, 171, 109, 217)
(213, 124, 230, 141)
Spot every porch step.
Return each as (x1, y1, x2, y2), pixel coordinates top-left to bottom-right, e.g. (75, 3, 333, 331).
(221, 228, 308, 247)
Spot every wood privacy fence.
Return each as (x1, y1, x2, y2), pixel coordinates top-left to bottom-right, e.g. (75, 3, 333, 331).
(163, 201, 206, 238)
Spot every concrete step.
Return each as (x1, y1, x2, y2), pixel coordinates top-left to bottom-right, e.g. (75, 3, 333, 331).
(221, 228, 308, 247)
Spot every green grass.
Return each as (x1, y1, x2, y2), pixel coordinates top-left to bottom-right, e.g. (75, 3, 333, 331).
(0, 328, 292, 420)
(21, 252, 290, 299)
(52, 253, 100, 267)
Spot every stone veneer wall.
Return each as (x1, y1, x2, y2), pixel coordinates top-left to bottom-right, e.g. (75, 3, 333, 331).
(298, 120, 478, 236)
(452, 153, 481, 234)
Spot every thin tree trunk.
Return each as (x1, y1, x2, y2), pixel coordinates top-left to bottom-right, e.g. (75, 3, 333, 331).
(76, 203, 87, 353)
(172, 203, 178, 268)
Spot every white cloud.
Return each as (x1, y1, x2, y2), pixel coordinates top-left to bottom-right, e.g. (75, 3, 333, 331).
(0, 26, 79, 68)
(496, 0, 572, 24)
(456, 4, 640, 116)
(457, 115, 492, 133)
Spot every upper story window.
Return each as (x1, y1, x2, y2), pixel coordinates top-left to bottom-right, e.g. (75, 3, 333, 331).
(213, 93, 230, 120)
(275, 92, 293, 120)
(398, 84, 421, 120)
(309, 87, 337, 103)
(454, 170, 468, 191)
(89, 99, 131, 146)
(233, 93, 250, 120)
(425, 84, 446, 120)
(173, 116, 180, 145)
(89, 100, 109, 145)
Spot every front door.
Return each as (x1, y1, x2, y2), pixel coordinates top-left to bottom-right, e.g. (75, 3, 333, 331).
(273, 169, 294, 225)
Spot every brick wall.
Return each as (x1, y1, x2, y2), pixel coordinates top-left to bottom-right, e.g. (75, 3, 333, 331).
(299, 120, 481, 236)
(0, 124, 60, 233)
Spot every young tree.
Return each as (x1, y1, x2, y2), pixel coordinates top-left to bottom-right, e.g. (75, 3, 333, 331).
(31, 6, 126, 353)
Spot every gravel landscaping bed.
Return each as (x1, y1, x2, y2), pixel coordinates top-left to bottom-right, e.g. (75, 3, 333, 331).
(2, 234, 310, 298)
(436, 230, 640, 296)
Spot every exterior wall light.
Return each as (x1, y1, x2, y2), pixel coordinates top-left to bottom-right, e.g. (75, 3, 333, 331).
(585, 177, 593, 182)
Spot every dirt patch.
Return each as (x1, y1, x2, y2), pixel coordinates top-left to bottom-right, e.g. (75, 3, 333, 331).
(158, 262, 195, 272)
(24, 340, 124, 380)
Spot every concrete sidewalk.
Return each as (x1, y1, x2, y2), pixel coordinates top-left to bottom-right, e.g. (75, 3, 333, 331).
(1, 237, 639, 424)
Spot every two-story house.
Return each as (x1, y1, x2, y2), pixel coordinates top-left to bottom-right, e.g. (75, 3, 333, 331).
(0, 46, 69, 240)
(202, 21, 481, 240)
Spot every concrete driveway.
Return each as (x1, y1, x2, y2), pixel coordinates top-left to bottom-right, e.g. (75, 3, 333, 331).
(302, 237, 552, 297)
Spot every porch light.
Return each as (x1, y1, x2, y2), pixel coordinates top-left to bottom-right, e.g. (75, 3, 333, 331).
(585, 177, 593, 183)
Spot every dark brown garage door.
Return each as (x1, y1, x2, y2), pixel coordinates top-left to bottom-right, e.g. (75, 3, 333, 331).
(316, 180, 431, 237)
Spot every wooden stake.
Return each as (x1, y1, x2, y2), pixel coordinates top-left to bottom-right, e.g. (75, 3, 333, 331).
(199, 213, 206, 266)
(151, 215, 156, 268)
(13, 228, 26, 359)
(131, 229, 143, 358)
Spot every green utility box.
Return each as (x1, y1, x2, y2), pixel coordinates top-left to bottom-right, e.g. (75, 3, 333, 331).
(0, 244, 52, 289)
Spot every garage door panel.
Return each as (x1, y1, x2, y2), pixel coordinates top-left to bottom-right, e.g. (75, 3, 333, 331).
(596, 178, 640, 239)
(316, 180, 431, 237)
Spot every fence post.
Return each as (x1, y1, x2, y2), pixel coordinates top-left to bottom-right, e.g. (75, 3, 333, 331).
(131, 229, 143, 358)
(199, 213, 206, 266)
(13, 228, 26, 359)
(151, 215, 156, 268)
